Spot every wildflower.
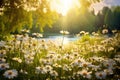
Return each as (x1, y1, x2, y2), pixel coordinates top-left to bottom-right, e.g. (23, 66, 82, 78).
(41, 44, 48, 50)
(63, 64, 71, 71)
(81, 62, 92, 68)
(53, 63, 62, 68)
(72, 52, 79, 57)
(12, 57, 22, 63)
(24, 54, 34, 64)
(60, 30, 69, 35)
(90, 65, 100, 71)
(64, 54, 73, 60)
(104, 69, 113, 75)
(0, 50, 6, 57)
(78, 70, 91, 79)
(41, 59, 53, 65)
(115, 54, 120, 58)
(0, 41, 6, 47)
(21, 29, 30, 33)
(35, 66, 47, 74)
(72, 58, 85, 66)
(108, 47, 114, 52)
(90, 56, 104, 62)
(103, 59, 116, 69)
(80, 31, 85, 35)
(46, 54, 54, 59)
(0, 63, 9, 70)
(95, 71, 106, 79)
(98, 45, 105, 52)
(44, 65, 53, 72)
(15, 35, 23, 41)
(114, 58, 120, 63)
(46, 78, 51, 80)
(32, 33, 43, 37)
(0, 58, 6, 63)
(92, 32, 99, 36)
(112, 29, 117, 33)
(3, 69, 18, 79)
(102, 29, 108, 34)
(50, 70, 58, 77)
(55, 54, 62, 61)
(85, 32, 89, 35)
(41, 39, 45, 43)
(61, 76, 66, 79)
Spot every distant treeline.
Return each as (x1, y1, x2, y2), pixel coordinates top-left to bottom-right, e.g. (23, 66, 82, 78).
(32, 6, 120, 34)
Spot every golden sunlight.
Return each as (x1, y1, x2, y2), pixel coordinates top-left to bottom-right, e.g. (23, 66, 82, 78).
(50, 0, 80, 16)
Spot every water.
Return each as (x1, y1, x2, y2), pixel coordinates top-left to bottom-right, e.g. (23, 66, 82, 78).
(39, 35, 79, 43)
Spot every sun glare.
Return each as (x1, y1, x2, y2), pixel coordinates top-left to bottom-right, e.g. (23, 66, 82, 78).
(50, 0, 80, 16)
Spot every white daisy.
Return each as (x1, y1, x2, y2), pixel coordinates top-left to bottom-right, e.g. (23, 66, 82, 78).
(0, 41, 6, 47)
(12, 57, 22, 63)
(0, 58, 6, 63)
(81, 61, 92, 68)
(0, 50, 6, 57)
(3, 69, 18, 79)
(102, 29, 108, 34)
(95, 71, 106, 79)
(44, 65, 53, 72)
(0, 63, 9, 70)
(104, 69, 113, 75)
(49, 70, 58, 77)
(78, 69, 91, 79)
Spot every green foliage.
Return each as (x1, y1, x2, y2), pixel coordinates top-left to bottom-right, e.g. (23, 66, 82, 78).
(65, 8, 96, 33)
(32, 0, 58, 32)
(80, 35, 91, 42)
(43, 7, 97, 34)
(0, 0, 58, 40)
(97, 6, 120, 31)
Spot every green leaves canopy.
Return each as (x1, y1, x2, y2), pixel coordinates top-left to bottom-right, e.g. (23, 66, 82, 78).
(0, 0, 58, 37)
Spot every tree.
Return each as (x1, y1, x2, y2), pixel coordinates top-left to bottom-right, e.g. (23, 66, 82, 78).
(0, 0, 58, 39)
(104, 6, 120, 30)
(32, 0, 58, 32)
(112, 6, 120, 30)
(66, 8, 96, 33)
(104, 7, 113, 29)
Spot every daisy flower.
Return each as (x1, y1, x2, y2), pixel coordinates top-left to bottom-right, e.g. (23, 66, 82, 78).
(3, 69, 18, 79)
(35, 66, 46, 74)
(0, 50, 6, 57)
(12, 57, 22, 63)
(0, 41, 6, 47)
(104, 69, 113, 75)
(95, 71, 106, 79)
(0, 58, 6, 63)
(49, 70, 58, 77)
(102, 29, 108, 34)
(44, 65, 53, 72)
(0, 63, 9, 70)
(78, 69, 91, 79)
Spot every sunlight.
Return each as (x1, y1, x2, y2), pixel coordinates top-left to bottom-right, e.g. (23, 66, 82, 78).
(50, 0, 80, 16)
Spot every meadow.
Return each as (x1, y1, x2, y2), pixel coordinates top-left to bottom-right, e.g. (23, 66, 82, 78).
(0, 30, 120, 80)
